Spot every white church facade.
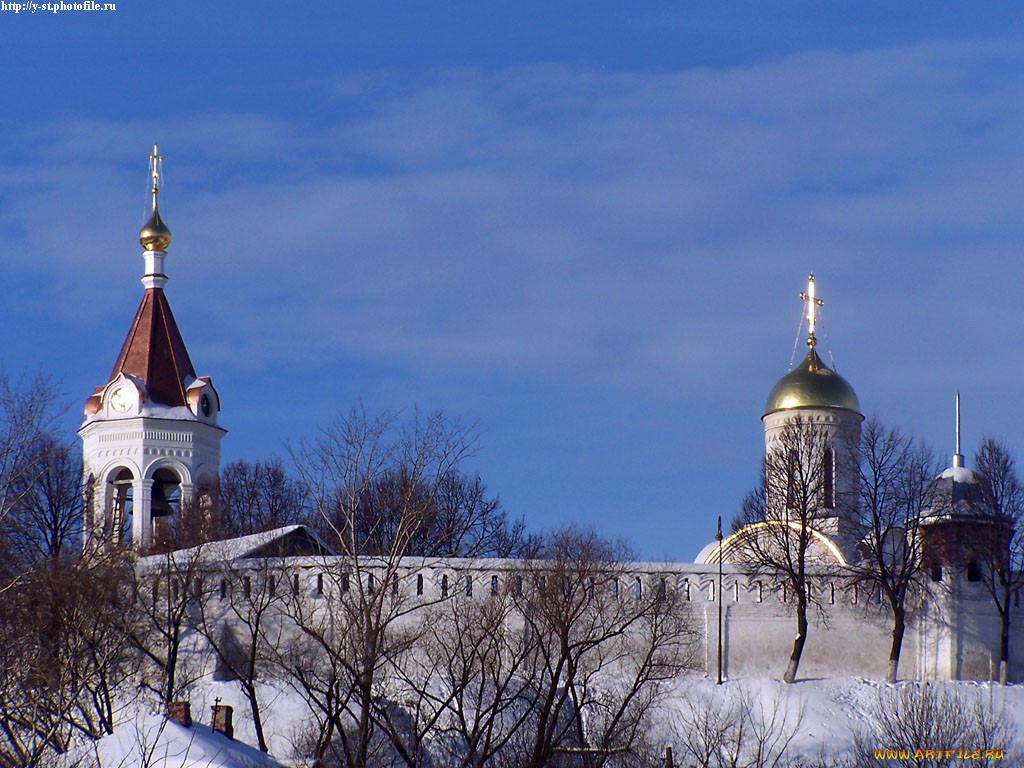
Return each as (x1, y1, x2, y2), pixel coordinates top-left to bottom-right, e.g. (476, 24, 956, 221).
(80, 148, 1024, 684)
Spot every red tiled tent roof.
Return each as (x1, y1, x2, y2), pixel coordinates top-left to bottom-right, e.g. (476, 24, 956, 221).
(108, 288, 196, 407)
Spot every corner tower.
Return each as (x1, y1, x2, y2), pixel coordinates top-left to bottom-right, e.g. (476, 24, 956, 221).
(80, 145, 225, 553)
(918, 395, 999, 582)
(761, 275, 863, 556)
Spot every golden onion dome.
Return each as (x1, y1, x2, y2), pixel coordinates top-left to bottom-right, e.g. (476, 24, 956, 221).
(139, 202, 171, 251)
(765, 347, 860, 414)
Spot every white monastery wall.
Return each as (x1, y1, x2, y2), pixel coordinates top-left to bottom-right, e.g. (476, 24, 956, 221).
(155, 553, 1022, 683)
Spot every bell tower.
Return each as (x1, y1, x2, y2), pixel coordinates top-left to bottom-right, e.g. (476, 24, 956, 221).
(80, 145, 226, 553)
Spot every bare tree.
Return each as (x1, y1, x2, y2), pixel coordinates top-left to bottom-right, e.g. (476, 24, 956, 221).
(734, 416, 846, 683)
(279, 614, 362, 767)
(849, 417, 937, 682)
(282, 408, 495, 768)
(854, 682, 1021, 768)
(341, 468, 527, 559)
(6, 436, 84, 565)
(278, 557, 426, 768)
(0, 553, 135, 767)
(121, 536, 209, 704)
(217, 457, 307, 538)
(191, 556, 289, 752)
(972, 438, 1024, 685)
(669, 687, 806, 768)
(511, 526, 697, 768)
(394, 582, 542, 768)
(0, 372, 65, 588)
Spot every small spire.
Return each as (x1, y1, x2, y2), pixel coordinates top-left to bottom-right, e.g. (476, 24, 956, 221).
(799, 274, 824, 349)
(952, 391, 964, 468)
(139, 143, 171, 252)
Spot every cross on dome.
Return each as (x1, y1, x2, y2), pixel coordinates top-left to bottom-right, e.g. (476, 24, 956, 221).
(148, 142, 163, 194)
(798, 273, 824, 348)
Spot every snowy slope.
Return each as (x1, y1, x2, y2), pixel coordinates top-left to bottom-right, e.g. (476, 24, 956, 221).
(86, 675, 1024, 766)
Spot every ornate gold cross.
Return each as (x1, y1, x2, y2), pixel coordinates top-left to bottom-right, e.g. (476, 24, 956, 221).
(148, 143, 163, 196)
(799, 273, 824, 347)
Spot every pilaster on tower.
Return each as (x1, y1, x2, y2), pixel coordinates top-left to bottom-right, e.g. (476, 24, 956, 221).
(80, 145, 226, 554)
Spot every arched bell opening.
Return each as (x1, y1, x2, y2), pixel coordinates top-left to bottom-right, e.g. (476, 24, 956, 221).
(107, 467, 135, 548)
(150, 467, 182, 548)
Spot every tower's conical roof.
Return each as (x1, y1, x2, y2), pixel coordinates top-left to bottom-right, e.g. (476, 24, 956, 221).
(108, 288, 196, 408)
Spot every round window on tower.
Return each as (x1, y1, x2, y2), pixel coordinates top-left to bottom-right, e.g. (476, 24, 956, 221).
(200, 393, 211, 417)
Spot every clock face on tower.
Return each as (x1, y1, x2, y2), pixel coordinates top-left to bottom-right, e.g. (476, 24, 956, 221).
(109, 385, 134, 413)
(200, 393, 211, 417)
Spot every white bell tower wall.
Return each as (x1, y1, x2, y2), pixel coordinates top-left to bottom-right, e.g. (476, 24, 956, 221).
(762, 406, 863, 557)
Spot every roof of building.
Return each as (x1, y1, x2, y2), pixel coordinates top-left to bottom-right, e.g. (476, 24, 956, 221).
(93, 705, 282, 768)
(765, 346, 860, 415)
(107, 287, 196, 408)
(920, 465, 990, 524)
(138, 525, 335, 567)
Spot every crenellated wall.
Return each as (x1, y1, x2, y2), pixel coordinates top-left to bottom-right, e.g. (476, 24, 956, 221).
(148, 549, 1024, 683)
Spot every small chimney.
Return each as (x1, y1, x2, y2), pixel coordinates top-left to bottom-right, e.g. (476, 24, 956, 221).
(211, 698, 234, 739)
(167, 701, 192, 727)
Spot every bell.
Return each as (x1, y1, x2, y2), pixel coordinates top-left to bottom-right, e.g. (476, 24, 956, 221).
(151, 479, 176, 517)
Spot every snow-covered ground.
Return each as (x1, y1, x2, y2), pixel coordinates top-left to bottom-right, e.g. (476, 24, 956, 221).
(83, 675, 1024, 767)
(662, 676, 1024, 763)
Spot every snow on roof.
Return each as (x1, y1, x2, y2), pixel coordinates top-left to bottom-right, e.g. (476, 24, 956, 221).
(939, 465, 977, 483)
(81, 400, 199, 426)
(138, 524, 334, 567)
(140, 402, 198, 420)
(921, 463, 988, 524)
(92, 701, 283, 768)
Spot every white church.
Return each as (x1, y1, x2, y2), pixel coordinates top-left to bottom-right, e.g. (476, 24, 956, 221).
(78, 147, 1022, 684)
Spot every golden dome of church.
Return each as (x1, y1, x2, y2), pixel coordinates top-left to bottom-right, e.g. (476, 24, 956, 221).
(139, 206, 171, 252)
(764, 346, 860, 414)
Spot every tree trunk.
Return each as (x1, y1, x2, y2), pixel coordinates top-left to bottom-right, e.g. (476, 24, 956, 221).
(356, 664, 374, 768)
(783, 594, 808, 684)
(1000, 614, 1011, 685)
(165, 634, 178, 703)
(246, 683, 267, 752)
(886, 606, 906, 683)
(313, 718, 335, 768)
(241, 644, 268, 752)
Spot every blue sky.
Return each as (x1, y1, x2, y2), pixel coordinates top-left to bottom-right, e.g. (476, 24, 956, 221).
(4, 2, 1024, 559)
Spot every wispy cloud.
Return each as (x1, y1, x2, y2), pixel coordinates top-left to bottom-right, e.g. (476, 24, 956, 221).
(5, 45, 1024, 383)
(4, 41, 1024, 554)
